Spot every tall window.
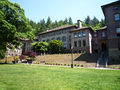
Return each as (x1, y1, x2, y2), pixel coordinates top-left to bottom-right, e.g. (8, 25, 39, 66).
(62, 36, 66, 42)
(82, 31, 86, 37)
(101, 32, 105, 38)
(78, 32, 82, 38)
(83, 40, 86, 47)
(78, 40, 81, 47)
(62, 43, 66, 49)
(57, 37, 61, 41)
(46, 39, 50, 42)
(116, 28, 120, 37)
(114, 6, 119, 10)
(114, 13, 120, 21)
(74, 41, 77, 47)
(74, 33, 77, 38)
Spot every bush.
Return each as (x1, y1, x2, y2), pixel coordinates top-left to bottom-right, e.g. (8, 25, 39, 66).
(74, 64, 77, 66)
(68, 64, 70, 66)
(81, 65, 84, 67)
(64, 64, 66, 66)
(19, 55, 26, 61)
(58, 63, 60, 65)
(77, 64, 80, 67)
(25, 51, 37, 58)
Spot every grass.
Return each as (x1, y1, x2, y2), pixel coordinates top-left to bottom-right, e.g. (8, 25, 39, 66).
(0, 64, 120, 90)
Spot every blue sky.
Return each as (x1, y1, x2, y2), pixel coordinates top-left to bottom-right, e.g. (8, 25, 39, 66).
(9, 0, 117, 23)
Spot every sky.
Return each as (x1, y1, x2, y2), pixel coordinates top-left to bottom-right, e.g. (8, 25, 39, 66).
(9, 0, 117, 23)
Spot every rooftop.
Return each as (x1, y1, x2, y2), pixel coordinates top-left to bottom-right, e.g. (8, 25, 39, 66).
(38, 25, 76, 35)
(97, 26, 107, 31)
(70, 27, 92, 33)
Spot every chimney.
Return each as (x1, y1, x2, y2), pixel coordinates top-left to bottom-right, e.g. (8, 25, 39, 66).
(77, 20, 82, 28)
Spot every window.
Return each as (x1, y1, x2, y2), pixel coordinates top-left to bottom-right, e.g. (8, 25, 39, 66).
(74, 41, 77, 47)
(101, 32, 105, 38)
(94, 34, 97, 37)
(62, 36, 66, 42)
(51, 38, 55, 40)
(78, 40, 81, 47)
(114, 13, 120, 21)
(114, 6, 119, 10)
(116, 28, 120, 37)
(78, 32, 82, 38)
(57, 37, 61, 41)
(83, 40, 86, 47)
(62, 43, 66, 49)
(46, 39, 50, 42)
(82, 31, 86, 37)
(74, 33, 77, 38)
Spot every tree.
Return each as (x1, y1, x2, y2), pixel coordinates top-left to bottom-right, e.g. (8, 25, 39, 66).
(0, 0, 34, 58)
(92, 16, 99, 26)
(85, 16, 92, 26)
(40, 19, 46, 32)
(100, 19, 106, 27)
(46, 17, 52, 30)
(64, 18, 68, 25)
(68, 17, 73, 25)
(48, 40, 63, 54)
(31, 42, 48, 54)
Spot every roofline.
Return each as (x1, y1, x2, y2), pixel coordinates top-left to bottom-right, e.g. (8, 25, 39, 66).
(97, 26, 107, 31)
(101, 1, 120, 15)
(38, 25, 77, 35)
(70, 27, 93, 33)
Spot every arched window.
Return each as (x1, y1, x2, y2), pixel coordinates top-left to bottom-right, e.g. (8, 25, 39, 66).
(62, 36, 66, 42)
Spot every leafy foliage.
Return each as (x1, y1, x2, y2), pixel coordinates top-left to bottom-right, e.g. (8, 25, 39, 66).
(25, 51, 37, 58)
(19, 55, 26, 60)
(48, 40, 63, 54)
(31, 42, 48, 54)
(0, 0, 35, 58)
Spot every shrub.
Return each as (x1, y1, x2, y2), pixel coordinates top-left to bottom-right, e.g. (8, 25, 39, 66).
(61, 64, 63, 66)
(19, 55, 26, 61)
(58, 63, 60, 65)
(64, 64, 66, 66)
(68, 64, 70, 66)
(74, 64, 77, 66)
(81, 65, 84, 67)
(77, 64, 80, 67)
(25, 51, 37, 58)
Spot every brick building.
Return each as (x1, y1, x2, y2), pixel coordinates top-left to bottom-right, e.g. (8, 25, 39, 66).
(101, 1, 120, 62)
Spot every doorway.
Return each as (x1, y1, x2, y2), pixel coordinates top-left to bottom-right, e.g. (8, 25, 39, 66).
(101, 42, 107, 51)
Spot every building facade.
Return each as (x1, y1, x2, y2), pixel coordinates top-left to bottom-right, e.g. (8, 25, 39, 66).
(70, 27, 93, 53)
(38, 25, 77, 50)
(101, 1, 120, 61)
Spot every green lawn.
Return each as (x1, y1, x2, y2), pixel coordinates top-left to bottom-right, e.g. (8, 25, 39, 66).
(0, 64, 120, 90)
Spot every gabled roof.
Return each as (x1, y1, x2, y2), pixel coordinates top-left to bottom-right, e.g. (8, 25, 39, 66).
(38, 25, 76, 35)
(70, 27, 92, 33)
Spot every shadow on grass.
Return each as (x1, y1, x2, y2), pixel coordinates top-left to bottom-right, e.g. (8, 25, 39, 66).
(0, 63, 14, 65)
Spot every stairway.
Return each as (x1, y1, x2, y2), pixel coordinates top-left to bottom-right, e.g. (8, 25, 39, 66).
(97, 51, 109, 68)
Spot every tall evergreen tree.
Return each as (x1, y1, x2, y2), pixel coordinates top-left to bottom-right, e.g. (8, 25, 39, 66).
(92, 16, 99, 26)
(40, 19, 46, 32)
(85, 16, 92, 26)
(46, 17, 52, 30)
(68, 17, 73, 25)
(64, 18, 68, 25)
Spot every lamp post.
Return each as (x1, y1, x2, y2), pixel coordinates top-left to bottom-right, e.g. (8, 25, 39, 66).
(71, 46, 74, 68)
